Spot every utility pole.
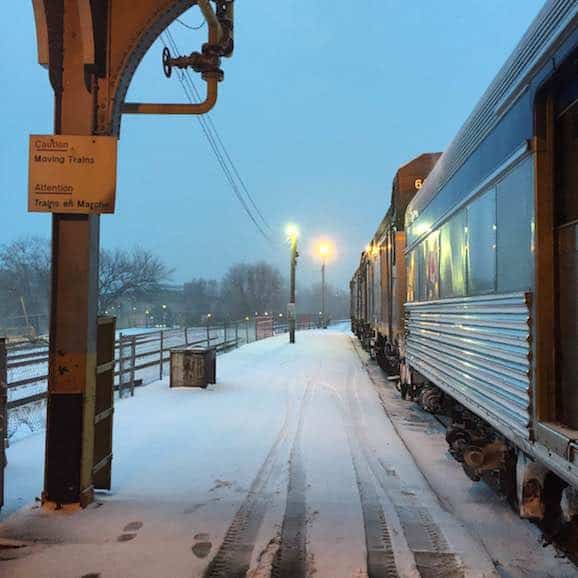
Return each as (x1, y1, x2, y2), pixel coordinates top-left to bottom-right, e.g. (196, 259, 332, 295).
(318, 242, 331, 329)
(287, 225, 299, 344)
(321, 259, 326, 329)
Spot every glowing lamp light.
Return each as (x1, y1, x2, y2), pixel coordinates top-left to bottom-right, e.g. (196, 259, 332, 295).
(285, 223, 299, 240)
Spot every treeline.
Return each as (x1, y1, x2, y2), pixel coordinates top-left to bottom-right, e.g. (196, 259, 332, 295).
(0, 236, 349, 336)
(183, 262, 348, 324)
(0, 236, 169, 335)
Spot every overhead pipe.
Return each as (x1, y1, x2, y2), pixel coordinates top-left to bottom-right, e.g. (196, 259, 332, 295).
(198, 0, 223, 45)
(122, 76, 218, 115)
(122, 0, 231, 116)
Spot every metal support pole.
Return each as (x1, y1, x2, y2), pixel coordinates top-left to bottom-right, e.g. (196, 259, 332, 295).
(159, 330, 164, 379)
(118, 332, 125, 398)
(289, 236, 298, 344)
(321, 260, 326, 329)
(130, 336, 136, 397)
(206, 322, 211, 347)
(185, 326, 189, 345)
(245, 319, 249, 344)
(42, 0, 103, 508)
(235, 322, 239, 346)
(0, 337, 6, 510)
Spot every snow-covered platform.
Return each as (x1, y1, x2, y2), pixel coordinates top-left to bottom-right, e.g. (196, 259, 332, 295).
(1, 329, 576, 577)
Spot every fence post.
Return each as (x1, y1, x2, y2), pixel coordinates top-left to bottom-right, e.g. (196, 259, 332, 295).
(159, 330, 164, 379)
(235, 322, 239, 347)
(184, 326, 189, 345)
(206, 322, 210, 347)
(130, 335, 136, 397)
(0, 337, 7, 509)
(224, 321, 228, 344)
(245, 320, 249, 344)
(118, 332, 125, 398)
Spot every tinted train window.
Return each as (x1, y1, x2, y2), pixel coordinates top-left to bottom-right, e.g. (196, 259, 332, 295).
(496, 157, 534, 292)
(424, 231, 440, 300)
(440, 210, 467, 298)
(407, 249, 418, 302)
(417, 243, 427, 301)
(467, 189, 496, 294)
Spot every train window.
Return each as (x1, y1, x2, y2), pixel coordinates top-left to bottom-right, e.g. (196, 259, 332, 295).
(417, 242, 427, 301)
(440, 210, 467, 298)
(496, 157, 534, 292)
(373, 250, 381, 322)
(467, 189, 496, 294)
(424, 230, 440, 300)
(407, 249, 418, 302)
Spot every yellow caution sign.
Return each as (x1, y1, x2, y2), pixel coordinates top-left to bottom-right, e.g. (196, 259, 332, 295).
(28, 135, 117, 214)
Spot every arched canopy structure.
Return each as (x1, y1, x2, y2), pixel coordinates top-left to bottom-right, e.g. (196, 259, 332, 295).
(29, 0, 233, 507)
(32, 0, 234, 135)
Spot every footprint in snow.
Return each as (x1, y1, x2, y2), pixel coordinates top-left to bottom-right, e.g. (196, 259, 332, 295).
(192, 532, 212, 558)
(117, 521, 143, 542)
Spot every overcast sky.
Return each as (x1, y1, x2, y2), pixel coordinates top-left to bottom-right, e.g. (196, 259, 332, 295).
(1, 1, 544, 289)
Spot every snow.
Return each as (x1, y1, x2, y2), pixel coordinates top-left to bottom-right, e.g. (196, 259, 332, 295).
(0, 329, 575, 577)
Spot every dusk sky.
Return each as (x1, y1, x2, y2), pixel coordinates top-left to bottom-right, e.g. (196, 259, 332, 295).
(0, 1, 544, 289)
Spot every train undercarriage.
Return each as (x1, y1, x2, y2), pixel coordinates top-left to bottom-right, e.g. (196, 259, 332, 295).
(365, 329, 578, 559)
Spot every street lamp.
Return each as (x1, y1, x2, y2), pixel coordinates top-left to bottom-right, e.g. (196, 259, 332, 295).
(286, 224, 299, 344)
(319, 243, 329, 328)
(317, 241, 333, 329)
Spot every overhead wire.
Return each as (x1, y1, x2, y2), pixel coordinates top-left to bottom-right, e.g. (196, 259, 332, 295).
(175, 18, 205, 31)
(161, 28, 275, 244)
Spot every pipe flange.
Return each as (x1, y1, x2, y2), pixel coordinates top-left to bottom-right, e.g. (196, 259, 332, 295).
(202, 69, 224, 82)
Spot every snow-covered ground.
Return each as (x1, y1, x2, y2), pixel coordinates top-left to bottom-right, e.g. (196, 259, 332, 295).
(0, 329, 575, 577)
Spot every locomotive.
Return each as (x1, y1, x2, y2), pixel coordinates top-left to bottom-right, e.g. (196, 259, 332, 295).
(351, 0, 578, 526)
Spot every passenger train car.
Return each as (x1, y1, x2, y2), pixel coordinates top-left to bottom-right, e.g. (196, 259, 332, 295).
(352, 0, 578, 526)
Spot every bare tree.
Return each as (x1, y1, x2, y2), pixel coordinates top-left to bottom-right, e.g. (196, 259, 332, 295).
(221, 262, 285, 319)
(99, 247, 171, 312)
(183, 278, 221, 323)
(0, 236, 50, 333)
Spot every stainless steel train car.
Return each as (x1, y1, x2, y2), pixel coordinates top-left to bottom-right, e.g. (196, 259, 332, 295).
(352, 0, 578, 527)
(351, 152, 441, 355)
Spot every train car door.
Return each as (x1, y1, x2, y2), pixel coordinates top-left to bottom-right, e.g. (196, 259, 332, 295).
(535, 52, 578, 451)
(554, 85, 578, 429)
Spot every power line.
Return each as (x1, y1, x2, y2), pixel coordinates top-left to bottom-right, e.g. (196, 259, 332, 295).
(161, 31, 274, 243)
(175, 18, 205, 31)
(164, 29, 273, 236)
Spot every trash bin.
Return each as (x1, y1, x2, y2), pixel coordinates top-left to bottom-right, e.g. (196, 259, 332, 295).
(170, 346, 216, 388)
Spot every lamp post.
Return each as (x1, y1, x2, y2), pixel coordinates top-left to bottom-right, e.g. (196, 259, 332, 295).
(286, 224, 299, 344)
(318, 243, 330, 329)
(319, 242, 332, 329)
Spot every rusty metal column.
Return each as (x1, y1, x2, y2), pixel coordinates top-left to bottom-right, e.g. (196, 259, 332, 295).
(43, 0, 100, 507)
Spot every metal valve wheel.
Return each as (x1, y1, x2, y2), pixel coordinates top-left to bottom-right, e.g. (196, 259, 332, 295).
(162, 46, 172, 78)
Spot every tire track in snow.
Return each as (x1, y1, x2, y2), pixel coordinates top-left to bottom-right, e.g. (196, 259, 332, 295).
(334, 381, 399, 578)
(270, 383, 313, 578)
(203, 381, 312, 578)
(349, 341, 465, 578)
(202, 392, 293, 578)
